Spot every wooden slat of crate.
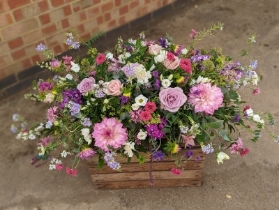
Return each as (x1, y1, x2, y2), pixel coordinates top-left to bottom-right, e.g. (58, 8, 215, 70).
(88, 160, 204, 174)
(94, 179, 202, 189)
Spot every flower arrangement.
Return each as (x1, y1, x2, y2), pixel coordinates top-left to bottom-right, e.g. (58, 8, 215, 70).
(12, 22, 278, 176)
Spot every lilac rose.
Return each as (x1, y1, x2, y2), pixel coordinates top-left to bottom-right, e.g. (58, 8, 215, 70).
(159, 87, 187, 112)
(77, 77, 95, 95)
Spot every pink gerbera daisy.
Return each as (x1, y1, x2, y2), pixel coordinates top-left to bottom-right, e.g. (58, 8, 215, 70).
(188, 83, 223, 115)
(96, 53, 106, 65)
(92, 118, 128, 151)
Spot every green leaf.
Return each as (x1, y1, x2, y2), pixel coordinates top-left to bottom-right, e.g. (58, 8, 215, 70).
(206, 120, 224, 129)
(218, 130, 231, 141)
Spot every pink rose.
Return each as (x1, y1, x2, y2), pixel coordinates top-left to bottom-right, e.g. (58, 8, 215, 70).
(148, 44, 162, 55)
(105, 79, 123, 96)
(159, 87, 187, 112)
(77, 77, 95, 95)
(163, 56, 180, 70)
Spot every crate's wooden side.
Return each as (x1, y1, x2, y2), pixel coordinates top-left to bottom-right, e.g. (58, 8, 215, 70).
(87, 147, 204, 189)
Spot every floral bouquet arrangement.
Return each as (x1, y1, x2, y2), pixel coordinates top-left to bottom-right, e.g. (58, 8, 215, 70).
(12, 22, 278, 176)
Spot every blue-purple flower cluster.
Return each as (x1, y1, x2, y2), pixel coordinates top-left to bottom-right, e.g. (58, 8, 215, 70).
(104, 152, 121, 170)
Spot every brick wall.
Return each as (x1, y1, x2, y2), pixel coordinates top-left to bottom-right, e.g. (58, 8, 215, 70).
(0, 0, 187, 100)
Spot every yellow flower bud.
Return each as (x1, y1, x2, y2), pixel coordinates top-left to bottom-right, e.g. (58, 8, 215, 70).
(52, 90, 57, 95)
(54, 121, 59, 126)
(123, 91, 131, 97)
(176, 76, 185, 84)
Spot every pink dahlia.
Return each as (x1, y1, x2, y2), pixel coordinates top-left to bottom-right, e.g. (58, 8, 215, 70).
(92, 118, 128, 151)
(188, 83, 223, 115)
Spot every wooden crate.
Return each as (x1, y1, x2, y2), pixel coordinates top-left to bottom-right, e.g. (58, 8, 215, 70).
(87, 147, 205, 189)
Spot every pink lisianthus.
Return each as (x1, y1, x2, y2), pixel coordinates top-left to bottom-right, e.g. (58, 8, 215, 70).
(92, 118, 128, 151)
(77, 77, 95, 95)
(144, 101, 157, 113)
(159, 87, 187, 112)
(96, 53, 106, 65)
(180, 58, 192, 74)
(47, 106, 59, 123)
(78, 148, 96, 159)
(66, 167, 77, 176)
(105, 79, 123, 96)
(171, 168, 181, 175)
(188, 83, 223, 115)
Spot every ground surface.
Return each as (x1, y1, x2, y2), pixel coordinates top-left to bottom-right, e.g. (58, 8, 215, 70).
(1, 0, 279, 209)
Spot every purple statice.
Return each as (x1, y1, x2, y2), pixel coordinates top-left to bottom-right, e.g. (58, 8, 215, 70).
(95, 89, 105, 98)
(201, 143, 214, 154)
(220, 62, 243, 82)
(78, 148, 96, 159)
(59, 89, 82, 108)
(121, 63, 139, 78)
(154, 79, 160, 90)
(152, 150, 165, 161)
(145, 124, 165, 140)
(152, 70, 159, 78)
(45, 121, 53, 129)
(158, 37, 167, 48)
(68, 101, 81, 116)
(81, 118, 92, 127)
(191, 50, 210, 63)
(249, 60, 258, 70)
(231, 114, 240, 123)
(119, 96, 129, 105)
(36, 43, 47, 52)
(130, 110, 142, 123)
(104, 152, 121, 170)
(185, 150, 193, 158)
(38, 81, 53, 93)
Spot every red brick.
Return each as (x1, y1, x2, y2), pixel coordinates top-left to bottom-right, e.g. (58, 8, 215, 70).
(72, 0, 93, 11)
(114, 0, 121, 7)
(145, 0, 151, 3)
(79, 12, 87, 21)
(118, 16, 126, 25)
(1, 18, 39, 40)
(101, 2, 113, 13)
(87, 7, 100, 18)
(42, 24, 57, 35)
(7, 0, 30, 9)
(104, 13, 111, 21)
(0, 13, 13, 27)
(108, 20, 116, 28)
(73, 6, 80, 12)
(11, 49, 26, 60)
(77, 24, 85, 34)
(92, 0, 101, 4)
(50, 0, 64, 7)
(63, 5, 72, 16)
(119, 5, 129, 15)
(21, 58, 32, 68)
(61, 19, 70, 29)
(39, 13, 51, 25)
(130, 0, 140, 9)
(0, 1, 10, 13)
(37, 1, 49, 12)
(13, 9, 23, 21)
(31, 54, 41, 65)
(8, 37, 24, 50)
(54, 45, 62, 54)
(96, 16, 103, 24)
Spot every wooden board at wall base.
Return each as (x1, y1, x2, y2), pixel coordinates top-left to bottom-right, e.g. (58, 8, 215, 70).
(87, 147, 205, 190)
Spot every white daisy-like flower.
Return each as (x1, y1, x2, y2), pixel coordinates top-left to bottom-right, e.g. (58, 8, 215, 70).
(181, 48, 188, 55)
(135, 94, 148, 106)
(81, 128, 92, 145)
(65, 74, 73, 80)
(132, 103, 140, 111)
(124, 142, 135, 157)
(161, 79, 171, 88)
(137, 129, 147, 140)
(106, 52, 113, 60)
(70, 62, 80, 72)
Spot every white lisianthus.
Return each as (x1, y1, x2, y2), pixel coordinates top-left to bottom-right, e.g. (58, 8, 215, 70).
(190, 76, 211, 85)
(251, 71, 259, 85)
(65, 74, 73, 80)
(137, 129, 147, 140)
(216, 152, 230, 164)
(81, 128, 92, 145)
(245, 108, 254, 117)
(135, 94, 148, 106)
(132, 103, 139, 110)
(181, 48, 188, 55)
(70, 62, 80, 72)
(154, 50, 167, 63)
(252, 114, 264, 124)
(106, 52, 113, 60)
(161, 79, 171, 88)
(134, 64, 151, 84)
(124, 142, 136, 157)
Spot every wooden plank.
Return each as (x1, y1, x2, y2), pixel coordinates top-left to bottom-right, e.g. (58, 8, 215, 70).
(93, 179, 202, 189)
(87, 147, 204, 164)
(88, 160, 204, 174)
(91, 170, 202, 182)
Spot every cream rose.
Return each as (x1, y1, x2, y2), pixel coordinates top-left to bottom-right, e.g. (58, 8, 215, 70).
(105, 79, 123, 96)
